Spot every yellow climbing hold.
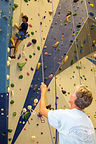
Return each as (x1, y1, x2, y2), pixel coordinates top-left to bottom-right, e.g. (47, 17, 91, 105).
(52, 41, 59, 48)
(94, 69, 96, 72)
(37, 63, 41, 70)
(93, 54, 96, 58)
(32, 136, 36, 139)
(48, 10, 53, 15)
(63, 55, 68, 63)
(93, 40, 95, 43)
(90, 4, 94, 7)
(65, 15, 71, 22)
(34, 98, 38, 104)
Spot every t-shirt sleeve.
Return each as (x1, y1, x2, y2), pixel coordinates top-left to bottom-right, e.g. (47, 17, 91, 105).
(48, 109, 64, 130)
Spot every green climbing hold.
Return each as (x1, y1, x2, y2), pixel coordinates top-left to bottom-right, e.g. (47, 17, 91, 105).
(11, 83, 14, 88)
(86, 85, 88, 88)
(73, 71, 75, 73)
(29, 55, 32, 58)
(76, 65, 81, 69)
(68, 21, 71, 23)
(24, 111, 30, 120)
(73, 13, 77, 16)
(44, 65, 47, 70)
(74, 50, 77, 54)
(71, 60, 74, 65)
(37, 46, 40, 50)
(31, 32, 34, 35)
(44, 77, 48, 81)
(8, 129, 12, 133)
(14, 3, 18, 8)
(27, 34, 30, 37)
(68, 92, 70, 94)
(10, 17, 13, 25)
(10, 100, 14, 104)
(8, 138, 12, 142)
(13, 112, 17, 116)
(74, 83, 76, 86)
(24, 0, 29, 2)
(1, 133, 6, 136)
(83, 75, 85, 77)
(19, 75, 23, 79)
(17, 62, 26, 71)
(12, 6, 15, 11)
(33, 52, 35, 55)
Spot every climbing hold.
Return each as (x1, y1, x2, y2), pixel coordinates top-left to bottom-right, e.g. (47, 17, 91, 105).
(44, 65, 47, 70)
(10, 100, 14, 104)
(63, 55, 68, 63)
(29, 55, 32, 58)
(52, 41, 59, 48)
(37, 46, 40, 50)
(19, 75, 23, 79)
(34, 99, 38, 104)
(17, 62, 26, 71)
(32, 136, 36, 139)
(90, 4, 94, 7)
(73, 13, 77, 16)
(76, 65, 81, 69)
(48, 74, 53, 79)
(7, 61, 10, 66)
(71, 60, 74, 65)
(27, 42, 32, 47)
(93, 54, 96, 59)
(62, 90, 66, 94)
(44, 52, 48, 55)
(37, 63, 41, 70)
(18, 54, 21, 59)
(7, 75, 10, 80)
(11, 83, 14, 88)
(48, 10, 53, 15)
(24, 111, 30, 120)
(32, 39, 37, 44)
(44, 46, 47, 49)
(65, 15, 71, 22)
(73, 0, 79, 2)
(23, 108, 27, 113)
(13, 112, 17, 116)
(29, 24, 32, 27)
(7, 47, 10, 53)
(31, 32, 34, 35)
(8, 87, 11, 93)
(27, 105, 32, 110)
(44, 77, 48, 81)
(8, 129, 13, 133)
(89, 12, 94, 17)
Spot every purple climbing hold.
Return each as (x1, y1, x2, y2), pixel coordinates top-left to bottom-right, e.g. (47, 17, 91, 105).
(27, 42, 32, 47)
(18, 54, 21, 59)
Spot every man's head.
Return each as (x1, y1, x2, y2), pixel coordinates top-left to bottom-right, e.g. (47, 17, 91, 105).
(69, 85, 93, 110)
(22, 15, 28, 22)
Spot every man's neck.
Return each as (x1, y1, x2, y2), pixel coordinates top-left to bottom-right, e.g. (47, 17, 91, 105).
(71, 104, 82, 111)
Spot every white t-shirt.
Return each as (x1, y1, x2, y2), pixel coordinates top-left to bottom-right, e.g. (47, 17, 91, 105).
(48, 108, 96, 144)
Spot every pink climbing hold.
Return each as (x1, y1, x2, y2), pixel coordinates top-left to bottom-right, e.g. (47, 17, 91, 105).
(38, 13, 40, 16)
(48, 74, 53, 79)
(29, 24, 32, 27)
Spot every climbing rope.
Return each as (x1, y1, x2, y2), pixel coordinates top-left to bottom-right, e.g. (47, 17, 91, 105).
(70, 0, 82, 85)
(38, 5, 54, 144)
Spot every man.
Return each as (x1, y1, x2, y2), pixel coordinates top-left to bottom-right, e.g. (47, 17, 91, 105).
(40, 83, 96, 144)
(10, 15, 28, 59)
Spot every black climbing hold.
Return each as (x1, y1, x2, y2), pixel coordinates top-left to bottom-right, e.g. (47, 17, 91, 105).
(62, 90, 66, 94)
(73, 0, 79, 2)
(32, 39, 37, 44)
(46, 104, 51, 110)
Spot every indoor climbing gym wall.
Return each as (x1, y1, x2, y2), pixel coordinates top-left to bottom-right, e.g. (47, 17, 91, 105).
(0, 0, 96, 144)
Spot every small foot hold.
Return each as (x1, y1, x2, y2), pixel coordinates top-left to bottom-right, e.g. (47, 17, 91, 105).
(9, 46, 16, 49)
(9, 55, 16, 59)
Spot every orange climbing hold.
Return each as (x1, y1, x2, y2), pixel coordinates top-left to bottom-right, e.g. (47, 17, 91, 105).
(44, 46, 47, 49)
(44, 52, 48, 55)
(48, 74, 53, 79)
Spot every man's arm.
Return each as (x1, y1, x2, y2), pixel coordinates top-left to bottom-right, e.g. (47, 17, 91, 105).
(40, 83, 49, 118)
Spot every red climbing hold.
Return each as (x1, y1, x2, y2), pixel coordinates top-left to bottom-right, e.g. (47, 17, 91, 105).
(48, 74, 53, 79)
(25, 58, 27, 61)
(27, 72, 30, 76)
(29, 24, 32, 27)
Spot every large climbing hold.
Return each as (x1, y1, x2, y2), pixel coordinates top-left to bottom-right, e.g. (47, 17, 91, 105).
(63, 55, 68, 63)
(17, 62, 26, 71)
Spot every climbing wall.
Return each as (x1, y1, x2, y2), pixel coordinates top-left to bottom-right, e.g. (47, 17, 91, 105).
(0, 0, 96, 144)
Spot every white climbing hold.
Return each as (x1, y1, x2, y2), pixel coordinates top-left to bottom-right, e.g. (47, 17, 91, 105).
(7, 74, 10, 80)
(8, 57, 11, 62)
(23, 108, 27, 113)
(11, 90, 14, 97)
(8, 87, 11, 93)
(7, 47, 10, 53)
(23, 121, 25, 125)
(7, 61, 10, 66)
(27, 105, 32, 110)
(32, 136, 36, 139)
(34, 99, 38, 104)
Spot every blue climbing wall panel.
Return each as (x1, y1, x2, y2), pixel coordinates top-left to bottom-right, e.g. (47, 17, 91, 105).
(12, 0, 96, 143)
(0, 0, 13, 143)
